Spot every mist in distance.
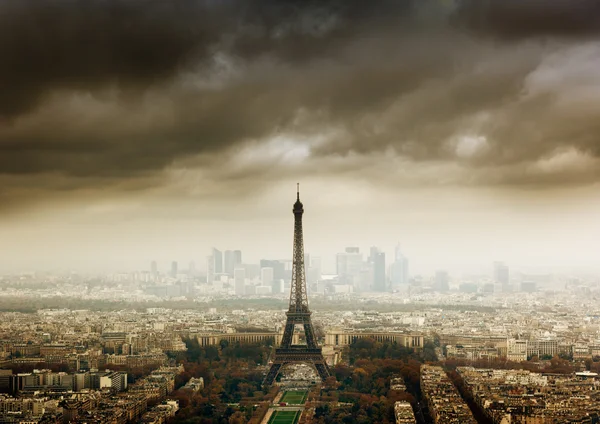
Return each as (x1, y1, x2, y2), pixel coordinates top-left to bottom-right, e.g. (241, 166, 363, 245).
(1, 0, 600, 276)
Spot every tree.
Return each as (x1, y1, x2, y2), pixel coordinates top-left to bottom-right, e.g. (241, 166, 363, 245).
(228, 411, 246, 424)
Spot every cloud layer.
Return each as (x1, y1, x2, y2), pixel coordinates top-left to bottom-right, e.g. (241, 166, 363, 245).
(2, 0, 600, 211)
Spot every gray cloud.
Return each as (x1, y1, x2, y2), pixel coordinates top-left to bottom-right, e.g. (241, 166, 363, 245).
(1, 0, 600, 213)
(0, 0, 417, 118)
(454, 0, 600, 38)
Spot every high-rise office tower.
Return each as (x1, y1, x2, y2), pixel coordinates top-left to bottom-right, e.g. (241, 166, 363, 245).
(369, 247, 386, 292)
(357, 267, 374, 292)
(224, 250, 242, 275)
(306, 256, 321, 285)
(261, 267, 274, 287)
(234, 268, 246, 296)
(224, 250, 234, 275)
(206, 255, 214, 283)
(212, 248, 223, 274)
(336, 247, 363, 287)
(233, 250, 242, 268)
(243, 263, 259, 280)
(310, 256, 321, 277)
(434, 270, 450, 292)
(493, 261, 509, 284)
(151, 261, 158, 275)
(188, 261, 196, 276)
(390, 244, 409, 290)
(207, 248, 223, 283)
(493, 261, 510, 292)
(260, 259, 286, 281)
(171, 261, 178, 278)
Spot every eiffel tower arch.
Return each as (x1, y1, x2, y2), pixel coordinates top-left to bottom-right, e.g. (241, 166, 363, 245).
(263, 186, 332, 386)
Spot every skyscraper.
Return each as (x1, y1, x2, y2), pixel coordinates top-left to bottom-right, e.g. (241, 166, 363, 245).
(207, 248, 223, 283)
(234, 268, 246, 296)
(493, 261, 510, 292)
(261, 267, 274, 287)
(434, 270, 449, 292)
(171, 261, 178, 278)
(212, 248, 223, 274)
(390, 244, 409, 290)
(206, 255, 214, 283)
(243, 263, 259, 280)
(224, 250, 242, 275)
(260, 259, 286, 281)
(306, 256, 321, 285)
(310, 256, 321, 276)
(233, 250, 242, 269)
(224, 251, 234, 275)
(150, 260, 157, 275)
(369, 247, 386, 292)
(336, 247, 363, 287)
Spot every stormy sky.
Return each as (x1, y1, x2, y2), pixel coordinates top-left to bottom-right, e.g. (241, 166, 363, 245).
(1, 0, 600, 275)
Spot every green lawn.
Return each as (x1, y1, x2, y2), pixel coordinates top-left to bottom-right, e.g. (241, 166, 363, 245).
(268, 410, 300, 424)
(280, 390, 308, 405)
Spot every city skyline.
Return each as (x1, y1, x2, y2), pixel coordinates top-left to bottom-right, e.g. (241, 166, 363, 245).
(2, 232, 599, 277)
(2, 1, 600, 422)
(1, 1, 600, 275)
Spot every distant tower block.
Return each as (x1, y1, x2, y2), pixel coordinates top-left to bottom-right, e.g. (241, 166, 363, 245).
(263, 185, 332, 386)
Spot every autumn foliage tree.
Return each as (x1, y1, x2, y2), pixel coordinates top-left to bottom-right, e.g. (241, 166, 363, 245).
(316, 338, 422, 424)
(168, 338, 273, 424)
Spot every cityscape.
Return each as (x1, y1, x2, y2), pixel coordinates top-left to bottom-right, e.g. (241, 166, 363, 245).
(2, 0, 600, 423)
(1, 196, 599, 423)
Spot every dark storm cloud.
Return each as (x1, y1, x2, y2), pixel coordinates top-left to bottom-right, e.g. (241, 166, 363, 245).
(0, 0, 420, 190)
(1, 0, 600, 210)
(455, 0, 600, 38)
(0, 0, 415, 118)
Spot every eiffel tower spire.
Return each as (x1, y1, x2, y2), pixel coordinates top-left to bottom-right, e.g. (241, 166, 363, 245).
(263, 186, 332, 386)
(289, 183, 309, 314)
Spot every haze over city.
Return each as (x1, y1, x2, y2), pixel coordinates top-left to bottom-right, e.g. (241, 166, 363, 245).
(2, 2, 600, 424)
(2, 0, 600, 274)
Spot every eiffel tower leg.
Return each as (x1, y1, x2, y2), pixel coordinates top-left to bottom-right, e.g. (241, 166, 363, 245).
(280, 323, 295, 348)
(263, 362, 282, 387)
(314, 362, 331, 381)
(303, 323, 318, 349)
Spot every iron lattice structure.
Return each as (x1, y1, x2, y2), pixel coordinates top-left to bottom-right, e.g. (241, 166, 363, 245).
(263, 187, 332, 386)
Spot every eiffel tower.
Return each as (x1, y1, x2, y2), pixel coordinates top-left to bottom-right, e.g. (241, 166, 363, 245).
(263, 185, 332, 386)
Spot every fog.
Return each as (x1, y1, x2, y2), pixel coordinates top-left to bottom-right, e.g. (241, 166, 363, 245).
(1, 0, 600, 274)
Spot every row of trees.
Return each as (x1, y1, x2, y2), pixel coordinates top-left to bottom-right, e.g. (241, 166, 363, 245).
(168, 338, 275, 424)
(444, 355, 579, 375)
(316, 338, 424, 424)
(181, 337, 274, 366)
(169, 337, 427, 423)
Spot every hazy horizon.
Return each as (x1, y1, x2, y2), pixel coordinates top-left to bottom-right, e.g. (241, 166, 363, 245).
(2, 0, 600, 276)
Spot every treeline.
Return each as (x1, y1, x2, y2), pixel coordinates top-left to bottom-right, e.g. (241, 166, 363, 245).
(182, 337, 273, 366)
(0, 294, 495, 314)
(444, 355, 578, 375)
(5, 362, 70, 374)
(170, 337, 433, 423)
(0, 296, 289, 313)
(316, 338, 423, 424)
(585, 359, 600, 373)
(310, 299, 497, 314)
(167, 338, 274, 424)
(0, 296, 138, 313)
